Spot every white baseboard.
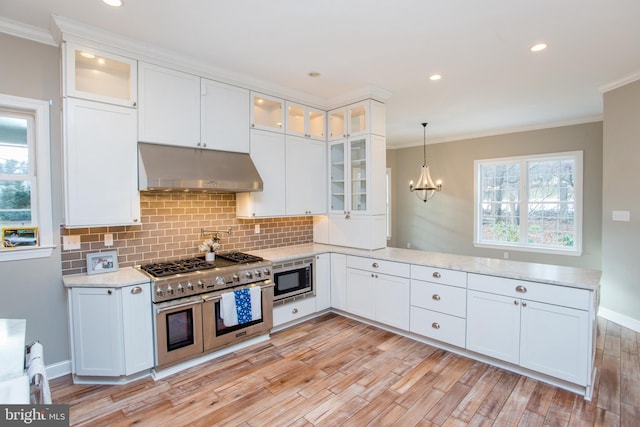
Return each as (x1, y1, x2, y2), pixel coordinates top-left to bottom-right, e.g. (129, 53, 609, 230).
(598, 306, 640, 332)
(46, 360, 71, 380)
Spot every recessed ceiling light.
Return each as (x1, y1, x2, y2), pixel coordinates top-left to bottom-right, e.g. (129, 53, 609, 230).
(429, 74, 442, 81)
(308, 72, 321, 78)
(530, 43, 547, 52)
(101, 0, 123, 7)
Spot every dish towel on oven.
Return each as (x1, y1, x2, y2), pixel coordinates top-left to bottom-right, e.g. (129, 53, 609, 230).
(220, 287, 262, 327)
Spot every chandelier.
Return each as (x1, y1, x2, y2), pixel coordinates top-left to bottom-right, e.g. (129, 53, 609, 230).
(409, 122, 442, 203)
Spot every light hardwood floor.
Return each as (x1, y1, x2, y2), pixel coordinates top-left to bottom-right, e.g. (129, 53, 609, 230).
(50, 313, 639, 426)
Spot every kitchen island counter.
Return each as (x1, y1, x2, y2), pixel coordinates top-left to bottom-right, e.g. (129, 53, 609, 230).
(62, 267, 150, 288)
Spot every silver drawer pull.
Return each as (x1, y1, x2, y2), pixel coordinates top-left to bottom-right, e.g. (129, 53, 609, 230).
(372, 262, 379, 268)
(131, 286, 142, 294)
(432, 272, 441, 279)
(432, 322, 440, 330)
(292, 308, 299, 314)
(515, 285, 527, 293)
(514, 300, 519, 305)
(432, 294, 441, 301)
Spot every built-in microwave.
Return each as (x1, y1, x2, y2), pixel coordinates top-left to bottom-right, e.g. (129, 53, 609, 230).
(272, 257, 314, 303)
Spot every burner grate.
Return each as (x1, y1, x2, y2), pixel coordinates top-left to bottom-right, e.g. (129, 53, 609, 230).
(216, 252, 263, 264)
(139, 252, 263, 277)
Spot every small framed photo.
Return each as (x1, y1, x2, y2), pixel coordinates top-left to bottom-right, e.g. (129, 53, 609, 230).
(2, 227, 39, 249)
(86, 251, 119, 275)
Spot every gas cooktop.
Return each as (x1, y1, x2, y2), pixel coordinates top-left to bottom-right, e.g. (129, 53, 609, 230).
(139, 252, 264, 278)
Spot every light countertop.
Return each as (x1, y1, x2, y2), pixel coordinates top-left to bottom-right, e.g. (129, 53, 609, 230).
(248, 243, 601, 291)
(63, 266, 150, 288)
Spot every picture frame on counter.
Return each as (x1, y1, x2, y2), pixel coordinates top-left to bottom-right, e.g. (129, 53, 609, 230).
(86, 250, 119, 275)
(2, 226, 39, 249)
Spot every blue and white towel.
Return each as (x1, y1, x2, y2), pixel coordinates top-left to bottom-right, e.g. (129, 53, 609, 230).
(220, 287, 262, 327)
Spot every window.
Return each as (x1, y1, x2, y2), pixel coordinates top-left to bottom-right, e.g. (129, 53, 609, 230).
(474, 151, 582, 255)
(0, 94, 53, 261)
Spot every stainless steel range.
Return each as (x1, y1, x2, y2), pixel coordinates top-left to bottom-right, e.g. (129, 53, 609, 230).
(138, 252, 274, 368)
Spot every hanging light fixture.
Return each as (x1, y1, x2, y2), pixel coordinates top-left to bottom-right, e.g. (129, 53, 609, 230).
(409, 122, 442, 203)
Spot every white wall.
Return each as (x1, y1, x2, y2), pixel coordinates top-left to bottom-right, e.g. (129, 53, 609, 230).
(601, 79, 640, 328)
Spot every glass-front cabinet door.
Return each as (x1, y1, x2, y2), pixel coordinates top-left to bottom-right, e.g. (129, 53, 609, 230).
(286, 102, 326, 140)
(350, 137, 367, 212)
(330, 141, 346, 212)
(328, 109, 346, 140)
(348, 102, 368, 136)
(251, 92, 284, 132)
(65, 42, 137, 107)
(330, 137, 370, 215)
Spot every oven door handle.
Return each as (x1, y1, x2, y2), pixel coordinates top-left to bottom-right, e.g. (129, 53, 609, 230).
(155, 300, 202, 314)
(202, 295, 221, 303)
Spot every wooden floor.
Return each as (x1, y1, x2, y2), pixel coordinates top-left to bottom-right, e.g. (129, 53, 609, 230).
(51, 313, 639, 426)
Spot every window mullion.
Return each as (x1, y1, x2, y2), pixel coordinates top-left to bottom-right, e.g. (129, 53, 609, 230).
(519, 159, 528, 246)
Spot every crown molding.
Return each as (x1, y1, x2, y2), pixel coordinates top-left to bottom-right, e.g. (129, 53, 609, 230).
(388, 115, 603, 149)
(599, 70, 640, 93)
(0, 16, 57, 46)
(326, 86, 393, 110)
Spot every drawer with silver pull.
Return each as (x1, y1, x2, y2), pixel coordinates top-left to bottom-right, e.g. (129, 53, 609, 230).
(411, 265, 467, 288)
(410, 306, 466, 348)
(467, 273, 590, 310)
(410, 279, 466, 318)
(272, 296, 317, 327)
(346, 256, 410, 278)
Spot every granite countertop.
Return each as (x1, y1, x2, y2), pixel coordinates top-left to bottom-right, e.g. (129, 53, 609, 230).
(63, 266, 150, 288)
(249, 243, 601, 291)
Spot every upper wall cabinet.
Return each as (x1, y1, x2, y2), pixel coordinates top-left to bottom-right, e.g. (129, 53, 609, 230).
(201, 79, 250, 153)
(251, 92, 284, 133)
(285, 102, 326, 141)
(64, 42, 137, 108)
(138, 62, 200, 147)
(328, 100, 386, 141)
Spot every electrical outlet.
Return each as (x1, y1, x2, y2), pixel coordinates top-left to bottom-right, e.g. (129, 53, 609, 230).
(63, 235, 81, 250)
(407, 242, 411, 249)
(104, 233, 114, 247)
(255, 224, 260, 234)
(504, 252, 509, 259)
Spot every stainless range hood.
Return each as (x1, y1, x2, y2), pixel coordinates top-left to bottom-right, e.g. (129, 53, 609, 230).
(138, 142, 263, 192)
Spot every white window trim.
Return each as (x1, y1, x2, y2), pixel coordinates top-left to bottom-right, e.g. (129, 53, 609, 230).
(473, 150, 583, 256)
(386, 167, 392, 240)
(0, 94, 54, 261)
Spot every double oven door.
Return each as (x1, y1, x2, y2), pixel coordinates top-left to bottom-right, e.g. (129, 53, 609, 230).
(154, 282, 274, 368)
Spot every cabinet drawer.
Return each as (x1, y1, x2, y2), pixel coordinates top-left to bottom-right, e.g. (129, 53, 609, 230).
(273, 297, 316, 327)
(410, 307, 466, 348)
(411, 265, 467, 288)
(410, 280, 466, 318)
(468, 274, 590, 310)
(347, 256, 410, 277)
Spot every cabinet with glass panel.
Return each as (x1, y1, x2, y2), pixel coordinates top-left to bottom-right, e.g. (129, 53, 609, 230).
(251, 92, 284, 132)
(328, 99, 386, 141)
(285, 102, 326, 140)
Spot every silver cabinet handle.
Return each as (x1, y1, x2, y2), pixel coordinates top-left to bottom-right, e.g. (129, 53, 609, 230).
(432, 294, 441, 301)
(516, 285, 527, 293)
(107, 289, 113, 295)
(522, 301, 527, 307)
(131, 286, 142, 294)
(372, 262, 379, 268)
(432, 272, 441, 279)
(432, 322, 440, 329)
(292, 308, 299, 314)
(514, 300, 519, 305)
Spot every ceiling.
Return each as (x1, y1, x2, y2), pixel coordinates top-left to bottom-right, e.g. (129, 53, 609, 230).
(1, 0, 639, 148)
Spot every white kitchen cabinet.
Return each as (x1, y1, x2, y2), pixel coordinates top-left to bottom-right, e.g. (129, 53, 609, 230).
(251, 92, 284, 132)
(236, 129, 286, 217)
(69, 283, 153, 379)
(285, 136, 327, 215)
(64, 42, 137, 108)
(330, 253, 347, 311)
(466, 274, 592, 386)
(138, 62, 200, 147)
(328, 99, 385, 141)
(346, 256, 410, 330)
(285, 101, 326, 140)
(201, 79, 250, 153)
(121, 283, 154, 376)
(63, 98, 140, 227)
(70, 287, 123, 377)
(314, 253, 331, 311)
(273, 296, 317, 327)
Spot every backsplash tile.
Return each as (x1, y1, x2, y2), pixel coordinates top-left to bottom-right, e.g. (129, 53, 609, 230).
(60, 192, 313, 275)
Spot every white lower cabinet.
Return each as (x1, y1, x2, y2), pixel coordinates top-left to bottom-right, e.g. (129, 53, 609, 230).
(345, 256, 410, 330)
(273, 297, 317, 327)
(314, 253, 331, 311)
(466, 274, 591, 386)
(69, 283, 153, 379)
